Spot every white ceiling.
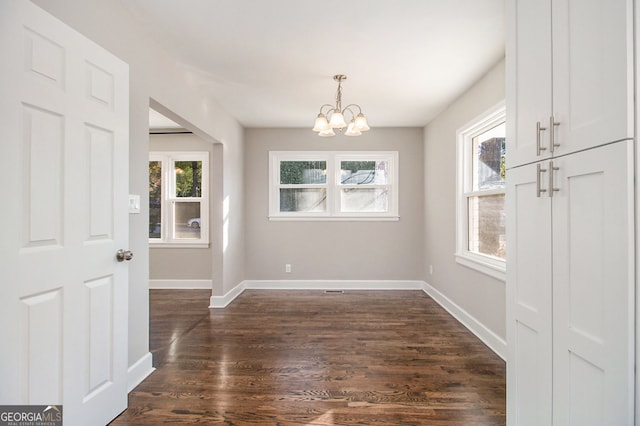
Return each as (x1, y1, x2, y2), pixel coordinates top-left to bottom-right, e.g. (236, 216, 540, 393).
(148, 108, 183, 129)
(124, 0, 505, 129)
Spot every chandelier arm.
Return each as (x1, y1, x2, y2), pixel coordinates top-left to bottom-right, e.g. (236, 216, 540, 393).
(342, 104, 363, 115)
(319, 104, 335, 115)
(341, 106, 358, 122)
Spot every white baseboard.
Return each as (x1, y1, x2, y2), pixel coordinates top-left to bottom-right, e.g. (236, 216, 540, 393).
(208, 279, 506, 360)
(422, 281, 506, 360)
(127, 352, 155, 393)
(245, 279, 425, 291)
(209, 280, 424, 308)
(149, 279, 212, 289)
(209, 281, 246, 308)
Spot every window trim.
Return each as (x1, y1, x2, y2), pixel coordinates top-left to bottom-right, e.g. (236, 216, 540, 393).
(149, 151, 209, 247)
(269, 151, 399, 221)
(455, 102, 506, 281)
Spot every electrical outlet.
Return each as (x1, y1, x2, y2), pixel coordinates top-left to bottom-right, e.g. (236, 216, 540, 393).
(285, 264, 292, 273)
(429, 265, 433, 275)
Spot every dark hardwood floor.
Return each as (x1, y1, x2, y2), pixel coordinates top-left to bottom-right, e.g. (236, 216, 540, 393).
(111, 289, 505, 425)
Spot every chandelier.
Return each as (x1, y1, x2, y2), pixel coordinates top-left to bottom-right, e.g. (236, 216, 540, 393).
(312, 74, 370, 137)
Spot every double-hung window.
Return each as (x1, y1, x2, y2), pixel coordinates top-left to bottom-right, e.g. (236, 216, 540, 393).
(456, 103, 506, 280)
(269, 151, 398, 220)
(149, 152, 209, 246)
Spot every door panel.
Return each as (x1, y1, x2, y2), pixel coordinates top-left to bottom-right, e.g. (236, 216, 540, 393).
(85, 276, 115, 397)
(552, 0, 634, 154)
(21, 290, 64, 404)
(25, 27, 66, 89)
(506, 0, 552, 167)
(22, 104, 65, 248)
(506, 164, 553, 425)
(552, 141, 635, 425)
(85, 124, 115, 240)
(0, 2, 129, 425)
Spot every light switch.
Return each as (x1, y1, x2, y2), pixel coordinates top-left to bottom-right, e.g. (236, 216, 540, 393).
(128, 194, 141, 214)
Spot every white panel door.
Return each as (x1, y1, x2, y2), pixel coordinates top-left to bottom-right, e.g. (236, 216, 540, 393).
(506, 163, 553, 425)
(551, 141, 635, 425)
(0, 3, 130, 426)
(506, 0, 552, 168)
(552, 0, 634, 155)
(553, 141, 635, 426)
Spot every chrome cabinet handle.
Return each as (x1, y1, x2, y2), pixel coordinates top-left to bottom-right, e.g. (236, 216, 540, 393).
(536, 121, 547, 156)
(549, 116, 560, 153)
(116, 249, 133, 262)
(548, 161, 560, 197)
(536, 163, 547, 197)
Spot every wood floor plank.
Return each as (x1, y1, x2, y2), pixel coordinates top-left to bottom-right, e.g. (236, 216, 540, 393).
(111, 290, 505, 425)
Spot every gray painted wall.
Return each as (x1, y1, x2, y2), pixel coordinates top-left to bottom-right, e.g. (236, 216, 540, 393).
(423, 58, 506, 339)
(244, 128, 424, 281)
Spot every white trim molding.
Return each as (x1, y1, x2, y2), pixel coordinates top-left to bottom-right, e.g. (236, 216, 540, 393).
(209, 282, 247, 308)
(148, 151, 210, 246)
(269, 151, 399, 220)
(455, 254, 506, 282)
(149, 279, 212, 289)
(421, 281, 506, 360)
(245, 279, 425, 291)
(127, 352, 155, 393)
(455, 101, 506, 280)
(209, 280, 425, 308)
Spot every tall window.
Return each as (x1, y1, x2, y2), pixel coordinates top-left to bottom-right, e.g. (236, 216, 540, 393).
(149, 152, 209, 246)
(269, 151, 398, 220)
(456, 103, 506, 280)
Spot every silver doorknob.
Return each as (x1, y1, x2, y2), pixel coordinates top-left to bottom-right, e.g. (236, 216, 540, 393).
(116, 249, 133, 262)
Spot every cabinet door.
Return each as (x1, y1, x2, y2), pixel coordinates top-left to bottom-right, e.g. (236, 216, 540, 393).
(506, 163, 553, 426)
(506, 0, 552, 168)
(552, 0, 634, 155)
(552, 141, 634, 425)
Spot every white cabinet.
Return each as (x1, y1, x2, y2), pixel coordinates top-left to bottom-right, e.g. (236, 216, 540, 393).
(551, 142, 635, 424)
(505, 163, 553, 426)
(507, 142, 635, 425)
(506, 0, 636, 423)
(506, 0, 634, 168)
(506, 0, 552, 167)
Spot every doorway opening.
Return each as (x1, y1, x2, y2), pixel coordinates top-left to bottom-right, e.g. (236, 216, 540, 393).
(146, 101, 223, 296)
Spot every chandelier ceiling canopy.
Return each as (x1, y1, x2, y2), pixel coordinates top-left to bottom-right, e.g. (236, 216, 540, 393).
(312, 74, 370, 137)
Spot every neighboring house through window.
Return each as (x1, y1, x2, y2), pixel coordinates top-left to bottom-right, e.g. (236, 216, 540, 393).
(149, 152, 209, 247)
(269, 151, 399, 220)
(456, 102, 506, 280)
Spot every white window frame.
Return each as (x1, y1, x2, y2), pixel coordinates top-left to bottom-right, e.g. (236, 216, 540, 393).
(149, 151, 209, 248)
(269, 151, 399, 221)
(455, 102, 506, 281)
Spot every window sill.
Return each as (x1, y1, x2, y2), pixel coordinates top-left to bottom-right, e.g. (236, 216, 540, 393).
(268, 215, 400, 222)
(149, 241, 210, 249)
(455, 252, 506, 282)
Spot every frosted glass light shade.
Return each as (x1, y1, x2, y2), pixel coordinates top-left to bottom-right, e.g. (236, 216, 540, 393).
(344, 121, 361, 136)
(354, 113, 370, 131)
(318, 128, 336, 137)
(329, 112, 347, 129)
(312, 114, 330, 132)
